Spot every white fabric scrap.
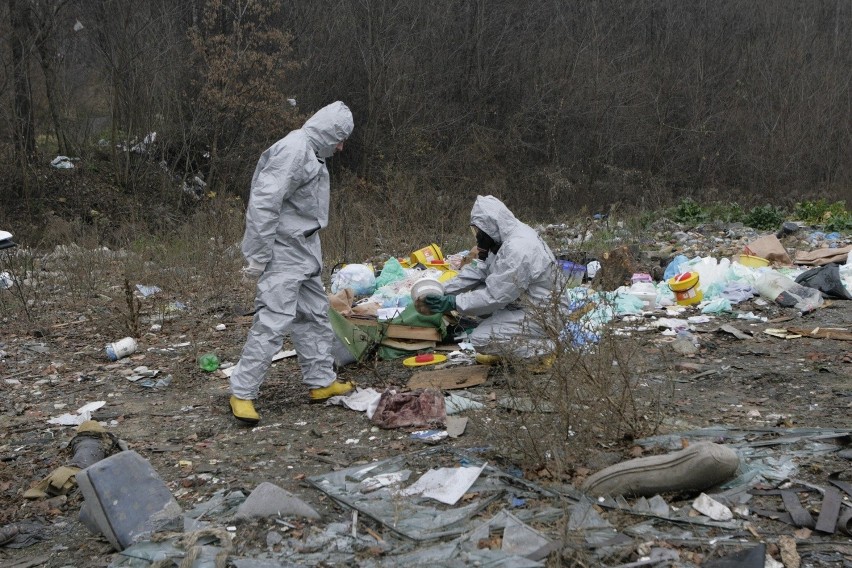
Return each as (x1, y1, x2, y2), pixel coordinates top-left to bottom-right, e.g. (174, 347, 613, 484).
(326, 387, 382, 419)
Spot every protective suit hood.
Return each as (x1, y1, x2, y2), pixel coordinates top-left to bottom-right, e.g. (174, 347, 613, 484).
(470, 195, 518, 243)
(303, 101, 354, 158)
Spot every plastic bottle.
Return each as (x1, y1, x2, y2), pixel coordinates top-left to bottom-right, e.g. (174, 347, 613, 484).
(197, 353, 220, 372)
(105, 337, 137, 361)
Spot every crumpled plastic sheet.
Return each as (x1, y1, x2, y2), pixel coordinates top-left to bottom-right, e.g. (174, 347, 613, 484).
(307, 448, 562, 541)
(366, 509, 553, 567)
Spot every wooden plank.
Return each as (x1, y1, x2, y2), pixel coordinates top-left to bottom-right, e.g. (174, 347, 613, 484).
(787, 327, 852, 341)
(408, 365, 489, 390)
(385, 325, 441, 341)
(380, 338, 436, 351)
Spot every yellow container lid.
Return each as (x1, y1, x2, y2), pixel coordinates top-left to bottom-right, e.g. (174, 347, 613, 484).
(736, 254, 769, 268)
(667, 271, 699, 292)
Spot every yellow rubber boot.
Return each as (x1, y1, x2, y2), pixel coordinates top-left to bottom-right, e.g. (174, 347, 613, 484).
(230, 396, 260, 424)
(309, 380, 355, 402)
(475, 353, 504, 366)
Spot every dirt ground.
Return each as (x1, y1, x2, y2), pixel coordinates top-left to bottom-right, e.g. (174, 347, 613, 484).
(1, 251, 851, 567)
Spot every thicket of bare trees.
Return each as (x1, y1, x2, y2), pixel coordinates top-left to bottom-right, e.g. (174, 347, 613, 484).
(1, 0, 850, 229)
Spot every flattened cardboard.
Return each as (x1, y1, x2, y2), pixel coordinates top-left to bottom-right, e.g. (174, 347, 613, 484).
(794, 245, 852, 266)
(744, 234, 791, 264)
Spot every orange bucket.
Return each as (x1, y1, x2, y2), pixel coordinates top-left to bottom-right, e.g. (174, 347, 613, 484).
(667, 272, 703, 306)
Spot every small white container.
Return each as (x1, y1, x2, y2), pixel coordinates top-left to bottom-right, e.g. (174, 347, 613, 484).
(105, 337, 138, 361)
(629, 282, 657, 310)
(410, 277, 444, 301)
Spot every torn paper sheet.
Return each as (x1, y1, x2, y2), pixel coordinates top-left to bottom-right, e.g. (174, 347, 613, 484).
(48, 400, 106, 425)
(399, 463, 486, 505)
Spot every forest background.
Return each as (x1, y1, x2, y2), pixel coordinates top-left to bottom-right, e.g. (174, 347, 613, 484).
(1, 0, 850, 262)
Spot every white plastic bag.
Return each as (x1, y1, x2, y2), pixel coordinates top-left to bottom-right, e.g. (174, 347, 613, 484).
(331, 264, 376, 296)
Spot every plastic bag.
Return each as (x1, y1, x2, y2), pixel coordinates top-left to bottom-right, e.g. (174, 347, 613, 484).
(754, 271, 824, 313)
(701, 297, 731, 314)
(794, 263, 852, 300)
(375, 257, 406, 289)
(331, 264, 376, 296)
(663, 255, 689, 281)
(687, 257, 730, 297)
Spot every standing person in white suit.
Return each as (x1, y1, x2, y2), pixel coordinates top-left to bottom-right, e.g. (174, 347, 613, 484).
(229, 101, 355, 424)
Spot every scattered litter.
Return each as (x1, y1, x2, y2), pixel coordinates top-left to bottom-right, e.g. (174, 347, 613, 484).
(308, 448, 562, 541)
(692, 493, 733, 521)
(371, 388, 446, 429)
(235, 482, 320, 521)
(445, 416, 468, 438)
(763, 328, 802, 339)
(399, 463, 486, 505)
(326, 387, 382, 418)
(48, 401, 106, 426)
(498, 396, 554, 413)
(134, 284, 161, 297)
(444, 393, 485, 415)
(105, 337, 137, 361)
(410, 430, 448, 444)
(717, 324, 752, 340)
(359, 471, 412, 493)
(50, 155, 75, 169)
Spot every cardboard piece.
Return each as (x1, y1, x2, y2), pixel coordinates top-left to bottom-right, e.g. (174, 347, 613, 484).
(408, 365, 489, 390)
(328, 288, 355, 316)
(744, 234, 791, 265)
(794, 245, 852, 266)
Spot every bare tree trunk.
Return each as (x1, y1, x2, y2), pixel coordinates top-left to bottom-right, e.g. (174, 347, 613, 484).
(9, 0, 37, 167)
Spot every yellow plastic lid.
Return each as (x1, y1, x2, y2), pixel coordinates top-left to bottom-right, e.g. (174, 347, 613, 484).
(667, 271, 699, 292)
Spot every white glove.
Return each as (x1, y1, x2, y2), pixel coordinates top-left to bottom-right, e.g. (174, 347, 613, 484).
(241, 259, 266, 282)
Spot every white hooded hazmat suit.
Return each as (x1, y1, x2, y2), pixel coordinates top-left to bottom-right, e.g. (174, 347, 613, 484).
(230, 101, 354, 400)
(443, 195, 560, 357)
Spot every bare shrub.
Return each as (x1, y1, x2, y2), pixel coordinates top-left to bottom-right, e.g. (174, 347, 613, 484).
(480, 291, 673, 478)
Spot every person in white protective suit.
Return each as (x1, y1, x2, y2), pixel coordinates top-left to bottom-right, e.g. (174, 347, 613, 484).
(229, 101, 355, 423)
(418, 195, 562, 360)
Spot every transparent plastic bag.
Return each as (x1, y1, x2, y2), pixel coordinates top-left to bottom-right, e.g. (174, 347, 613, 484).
(754, 271, 824, 313)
